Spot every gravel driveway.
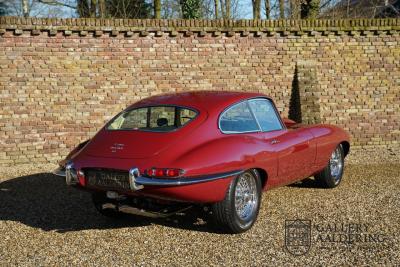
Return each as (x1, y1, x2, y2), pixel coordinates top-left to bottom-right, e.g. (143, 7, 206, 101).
(0, 147, 399, 266)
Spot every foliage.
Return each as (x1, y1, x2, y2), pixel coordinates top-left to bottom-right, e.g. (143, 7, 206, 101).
(179, 0, 201, 18)
(301, 0, 320, 18)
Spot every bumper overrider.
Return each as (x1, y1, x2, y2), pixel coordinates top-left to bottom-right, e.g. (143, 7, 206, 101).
(53, 163, 242, 190)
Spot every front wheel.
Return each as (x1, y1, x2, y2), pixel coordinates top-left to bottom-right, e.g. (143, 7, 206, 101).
(212, 170, 262, 234)
(315, 144, 345, 188)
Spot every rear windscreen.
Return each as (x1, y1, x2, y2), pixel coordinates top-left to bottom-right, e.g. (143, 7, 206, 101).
(107, 106, 198, 132)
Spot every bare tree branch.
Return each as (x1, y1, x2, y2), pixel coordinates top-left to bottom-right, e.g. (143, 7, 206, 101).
(37, 0, 76, 9)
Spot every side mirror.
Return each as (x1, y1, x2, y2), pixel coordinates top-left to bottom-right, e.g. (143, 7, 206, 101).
(283, 118, 297, 128)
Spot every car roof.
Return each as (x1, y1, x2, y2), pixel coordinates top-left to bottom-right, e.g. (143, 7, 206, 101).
(128, 90, 271, 113)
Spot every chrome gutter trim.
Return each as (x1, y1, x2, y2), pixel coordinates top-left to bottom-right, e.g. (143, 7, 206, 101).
(133, 169, 243, 187)
(53, 166, 66, 177)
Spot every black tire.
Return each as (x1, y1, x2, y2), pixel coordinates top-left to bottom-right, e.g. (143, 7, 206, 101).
(315, 144, 345, 188)
(212, 170, 262, 234)
(92, 192, 123, 218)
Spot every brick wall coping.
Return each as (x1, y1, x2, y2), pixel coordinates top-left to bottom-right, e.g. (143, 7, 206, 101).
(0, 16, 399, 36)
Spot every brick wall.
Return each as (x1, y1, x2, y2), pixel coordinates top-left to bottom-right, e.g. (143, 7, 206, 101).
(0, 17, 399, 166)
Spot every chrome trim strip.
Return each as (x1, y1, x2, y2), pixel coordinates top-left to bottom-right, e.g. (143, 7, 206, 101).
(134, 170, 243, 187)
(65, 162, 79, 186)
(53, 167, 66, 177)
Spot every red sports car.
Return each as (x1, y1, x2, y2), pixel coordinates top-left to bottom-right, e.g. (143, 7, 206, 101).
(54, 91, 350, 233)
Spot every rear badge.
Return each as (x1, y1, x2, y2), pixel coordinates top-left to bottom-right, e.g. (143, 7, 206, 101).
(110, 143, 124, 152)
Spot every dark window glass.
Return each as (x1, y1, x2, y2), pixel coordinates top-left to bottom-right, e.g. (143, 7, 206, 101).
(107, 106, 197, 132)
(248, 99, 282, 132)
(219, 101, 260, 133)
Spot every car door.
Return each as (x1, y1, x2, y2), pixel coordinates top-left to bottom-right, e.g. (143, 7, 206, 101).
(269, 128, 316, 184)
(248, 98, 316, 185)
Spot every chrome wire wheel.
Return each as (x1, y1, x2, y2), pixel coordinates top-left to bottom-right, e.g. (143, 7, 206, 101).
(330, 146, 343, 183)
(234, 172, 258, 222)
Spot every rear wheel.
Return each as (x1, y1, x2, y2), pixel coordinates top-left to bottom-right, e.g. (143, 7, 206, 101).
(92, 192, 123, 218)
(315, 144, 345, 188)
(212, 170, 261, 234)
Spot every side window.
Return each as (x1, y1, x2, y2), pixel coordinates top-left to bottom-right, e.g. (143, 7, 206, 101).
(149, 106, 175, 128)
(110, 108, 147, 130)
(180, 108, 197, 125)
(219, 101, 260, 133)
(248, 99, 283, 132)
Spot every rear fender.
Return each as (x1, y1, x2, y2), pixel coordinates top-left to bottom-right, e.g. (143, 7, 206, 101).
(170, 135, 276, 181)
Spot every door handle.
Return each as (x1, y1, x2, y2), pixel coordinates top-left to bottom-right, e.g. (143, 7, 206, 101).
(270, 139, 280, 145)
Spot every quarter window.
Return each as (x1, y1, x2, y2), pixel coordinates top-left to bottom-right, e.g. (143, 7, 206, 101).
(248, 99, 283, 132)
(219, 101, 260, 133)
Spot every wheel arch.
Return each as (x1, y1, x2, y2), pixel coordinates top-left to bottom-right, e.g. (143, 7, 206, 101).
(340, 141, 350, 157)
(252, 168, 268, 190)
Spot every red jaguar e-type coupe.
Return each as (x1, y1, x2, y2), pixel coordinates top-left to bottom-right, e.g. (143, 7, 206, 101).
(54, 91, 350, 233)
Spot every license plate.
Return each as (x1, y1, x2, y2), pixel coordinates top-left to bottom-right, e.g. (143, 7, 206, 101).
(86, 169, 130, 190)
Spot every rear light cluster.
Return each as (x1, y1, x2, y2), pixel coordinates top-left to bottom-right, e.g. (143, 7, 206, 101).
(144, 168, 184, 178)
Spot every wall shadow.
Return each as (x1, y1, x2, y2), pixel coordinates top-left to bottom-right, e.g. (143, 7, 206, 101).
(288, 65, 302, 123)
(0, 173, 216, 233)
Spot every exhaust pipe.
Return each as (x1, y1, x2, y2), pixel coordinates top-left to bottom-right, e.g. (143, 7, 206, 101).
(101, 203, 192, 218)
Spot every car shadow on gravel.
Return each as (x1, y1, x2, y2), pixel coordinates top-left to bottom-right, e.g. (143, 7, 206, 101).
(0, 173, 217, 234)
(288, 177, 322, 188)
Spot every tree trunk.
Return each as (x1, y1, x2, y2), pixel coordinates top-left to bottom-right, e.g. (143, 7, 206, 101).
(214, 0, 219, 19)
(90, 0, 97, 17)
(77, 0, 90, 17)
(154, 0, 161, 18)
(22, 0, 29, 17)
(252, 0, 261, 19)
(225, 0, 230, 18)
(98, 0, 105, 18)
(220, 0, 225, 18)
(265, 0, 270, 19)
(279, 0, 284, 18)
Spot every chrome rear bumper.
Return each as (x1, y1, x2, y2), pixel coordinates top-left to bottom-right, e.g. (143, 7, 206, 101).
(133, 170, 242, 187)
(55, 165, 241, 189)
(53, 166, 66, 177)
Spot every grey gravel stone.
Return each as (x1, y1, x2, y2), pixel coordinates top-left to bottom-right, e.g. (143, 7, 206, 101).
(0, 147, 399, 266)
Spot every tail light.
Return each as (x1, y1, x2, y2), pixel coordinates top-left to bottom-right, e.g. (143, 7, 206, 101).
(77, 170, 86, 186)
(144, 168, 184, 178)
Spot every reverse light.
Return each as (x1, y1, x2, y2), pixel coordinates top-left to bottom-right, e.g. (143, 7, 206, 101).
(144, 168, 184, 178)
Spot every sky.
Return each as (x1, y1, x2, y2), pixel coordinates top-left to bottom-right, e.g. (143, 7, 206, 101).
(2, 0, 273, 19)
